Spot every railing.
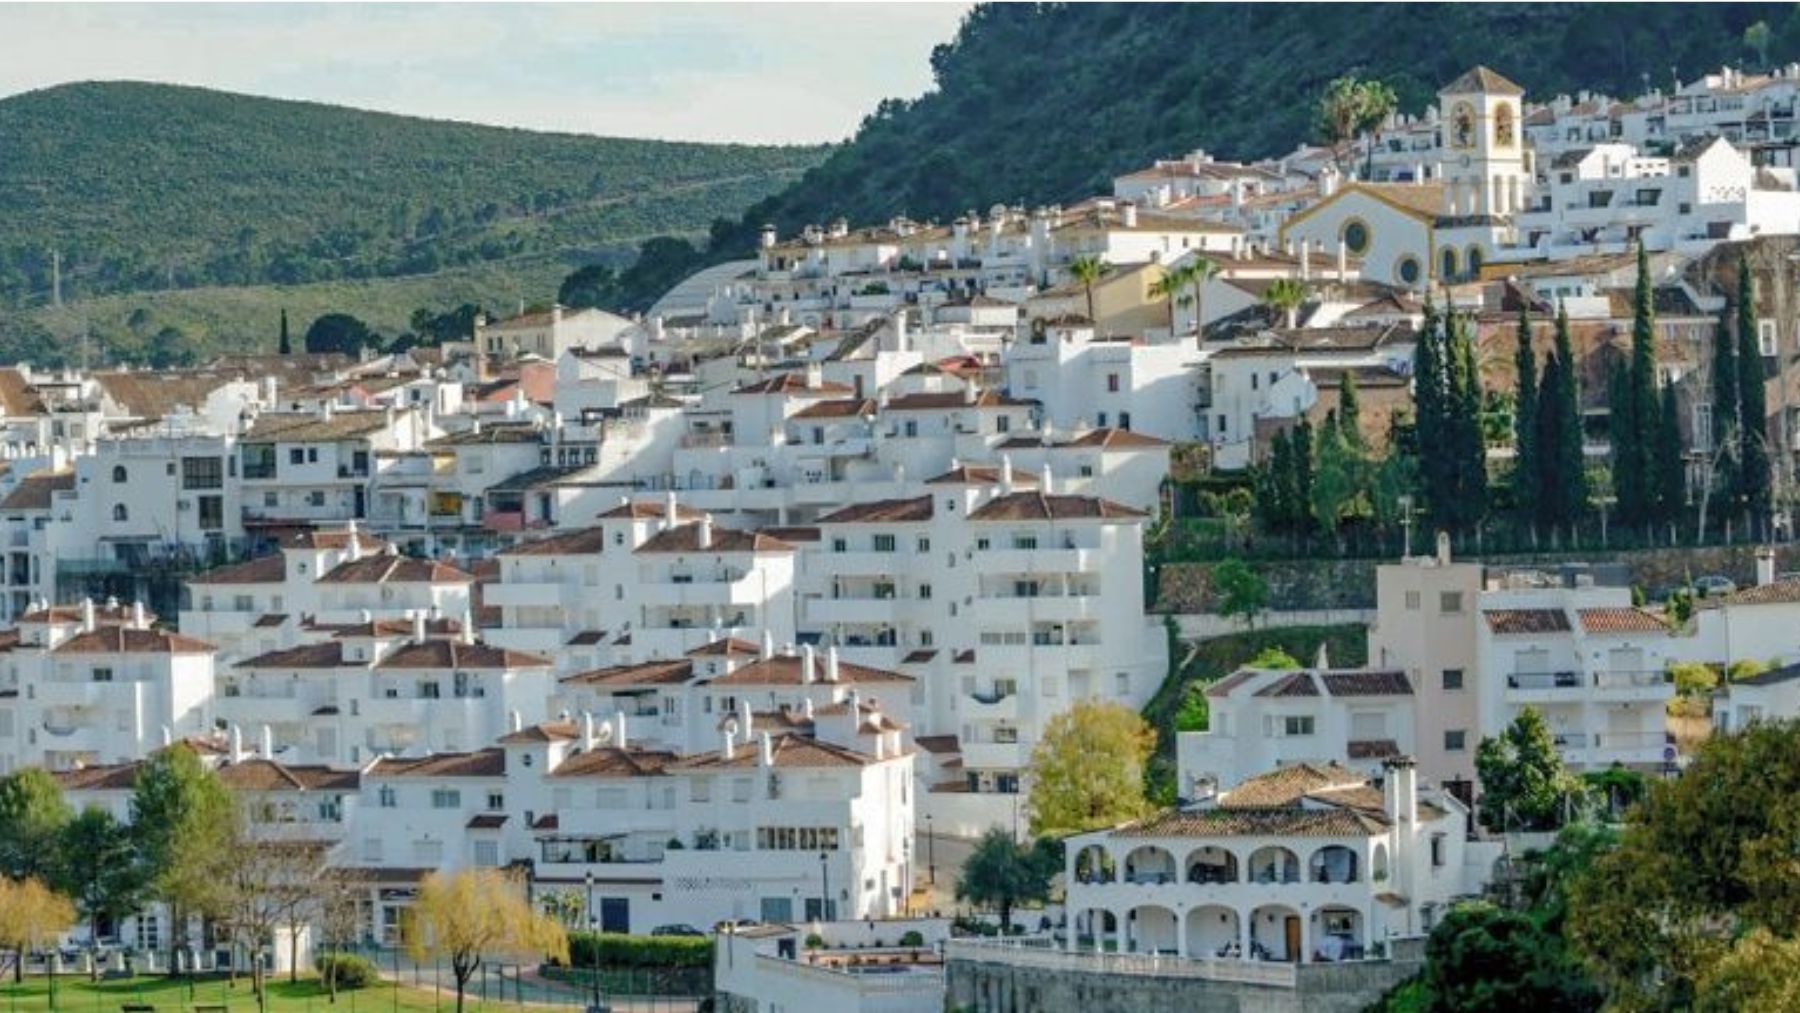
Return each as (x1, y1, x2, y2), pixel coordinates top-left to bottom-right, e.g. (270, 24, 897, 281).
(1593, 669, 1671, 689)
(1508, 671, 1582, 690)
(946, 938, 1299, 987)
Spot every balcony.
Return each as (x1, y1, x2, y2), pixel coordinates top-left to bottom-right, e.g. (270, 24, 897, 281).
(33, 680, 108, 707)
(1592, 669, 1672, 699)
(483, 581, 566, 609)
(638, 576, 765, 608)
(1505, 670, 1582, 701)
(481, 511, 550, 533)
(806, 596, 906, 625)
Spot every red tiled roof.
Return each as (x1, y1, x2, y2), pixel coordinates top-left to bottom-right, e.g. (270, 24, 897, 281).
(498, 528, 611, 556)
(816, 497, 933, 524)
(561, 660, 693, 687)
(189, 555, 287, 585)
(367, 749, 505, 778)
(376, 641, 551, 670)
(54, 627, 214, 654)
(967, 492, 1146, 521)
(634, 522, 792, 554)
(1483, 608, 1571, 634)
(1320, 671, 1413, 696)
(703, 653, 912, 686)
(318, 556, 473, 585)
(1576, 608, 1668, 634)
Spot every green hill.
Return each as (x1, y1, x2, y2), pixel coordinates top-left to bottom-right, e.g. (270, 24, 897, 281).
(710, 2, 1800, 252)
(0, 80, 826, 360)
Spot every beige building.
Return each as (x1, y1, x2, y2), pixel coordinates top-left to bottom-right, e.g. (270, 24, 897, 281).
(475, 305, 635, 361)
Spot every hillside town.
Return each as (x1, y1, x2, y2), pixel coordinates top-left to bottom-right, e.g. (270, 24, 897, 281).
(10, 57, 1800, 1013)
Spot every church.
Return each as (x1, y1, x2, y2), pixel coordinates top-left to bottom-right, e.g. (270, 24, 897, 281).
(1280, 66, 1528, 288)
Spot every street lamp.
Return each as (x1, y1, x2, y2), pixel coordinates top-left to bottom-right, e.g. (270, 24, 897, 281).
(583, 870, 601, 1013)
(818, 852, 831, 923)
(925, 814, 936, 887)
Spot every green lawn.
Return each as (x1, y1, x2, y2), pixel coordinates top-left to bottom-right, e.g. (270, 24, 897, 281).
(0, 975, 559, 1013)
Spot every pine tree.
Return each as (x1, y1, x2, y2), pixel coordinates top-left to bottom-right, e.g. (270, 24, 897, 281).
(1549, 301, 1589, 528)
(278, 308, 291, 355)
(1711, 301, 1740, 520)
(1513, 305, 1539, 517)
(1446, 310, 1489, 529)
(1735, 257, 1772, 528)
(1656, 380, 1685, 524)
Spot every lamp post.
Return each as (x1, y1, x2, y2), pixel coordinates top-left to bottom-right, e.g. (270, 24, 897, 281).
(925, 814, 936, 887)
(584, 870, 600, 1013)
(818, 852, 831, 923)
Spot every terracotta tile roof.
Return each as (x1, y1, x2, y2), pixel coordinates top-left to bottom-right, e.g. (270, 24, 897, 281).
(550, 746, 680, 778)
(426, 425, 543, 447)
(244, 410, 396, 443)
(732, 374, 854, 397)
(0, 368, 47, 416)
(717, 707, 817, 733)
(92, 370, 236, 419)
(883, 390, 1036, 411)
(253, 613, 289, 629)
(1320, 671, 1413, 696)
(317, 556, 474, 585)
(759, 525, 821, 543)
(216, 759, 360, 792)
(703, 653, 912, 686)
(1064, 428, 1171, 449)
(467, 814, 509, 829)
(1205, 669, 1263, 698)
(1441, 65, 1526, 96)
(816, 496, 934, 524)
(19, 603, 156, 626)
(686, 637, 762, 657)
(914, 734, 961, 755)
(792, 398, 877, 420)
(368, 748, 506, 778)
(498, 527, 610, 556)
(52, 762, 142, 791)
(967, 492, 1147, 521)
(597, 500, 707, 520)
(376, 641, 551, 670)
(561, 660, 693, 687)
(1695, 579, 1800, 610)
(634, 522, 792, 554)
(1483, 608, 1571, 634)
(1218, 763, 1366, 808)
(671, 732, 876, 770)
(329, 618, 462, 639)
(54, 627, 215, 654)
(0, 469, 73, 510)
(497, 721, 579, 744)
(925, 465, 1038, 487)
(281, 529, 391, 552)
(1254, 672, 1319, 697)
(1115, 806, 1389, 838)
(1347, 739, 1401, 760)
(566, 630, 608, 646)
(189, 555, 287, 585)
(1576, 608, 1668, 634)
(235, 643, 353, 669)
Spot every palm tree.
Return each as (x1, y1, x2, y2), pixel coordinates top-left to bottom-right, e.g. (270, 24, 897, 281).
(1067, 255, 1111, 323)
(1357, 81, 1399, 182)
(1149, 261, 1195, 336)
(1263, 278, 1308, 329)
(1185, 256, 1221, 347)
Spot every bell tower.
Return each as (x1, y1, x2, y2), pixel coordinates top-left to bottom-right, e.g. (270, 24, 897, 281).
(1436, 66, 1528, 217)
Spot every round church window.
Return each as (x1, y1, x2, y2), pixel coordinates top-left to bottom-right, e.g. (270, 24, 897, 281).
(1342, 220, 1370, 255)
(1397, 256, 1421, 286)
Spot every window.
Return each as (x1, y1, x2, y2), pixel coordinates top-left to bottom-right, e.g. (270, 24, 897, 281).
(1342, 220, 1370, 255)
(197, 495, 224, 531)
(1404, 590, 1421, 610)
(1440, 247, 1459, 280)
(430, 788, 461, 809)
(1118, 411, 1131, 431)
(92, 666, 114, 683)
(111, 465, 127, 483)
(995, 415, 1010, 434)
(1444, 730, 1467, 752)
(1759, 319, 1778, 357)
(1441, 669, 1464, 691)
(112, 504, 128, 522)
(831, 538, 847, 553)
(378, 786, 397, 808)
(916, 536, 930, 553)
(872, 534, 897, 553)
(181, 457, 223, 490)
(1283, 716, 1315, 736)
(1397, 257, 1421, 286)
(289, 448, 306, 466)
(473, 840, 500, 867)
(1430, 833, 1446, 867)
(1106, 373, 1120, 393)
(1439, 591, 1463, 614)
(485, 791, 504, 811)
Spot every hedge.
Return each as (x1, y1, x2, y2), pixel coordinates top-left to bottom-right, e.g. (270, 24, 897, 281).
(566, 933, 712, 969)
(316, 953, 379, 990)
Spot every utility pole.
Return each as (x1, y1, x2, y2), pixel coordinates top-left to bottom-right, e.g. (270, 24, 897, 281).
(51, 249, 61, 307)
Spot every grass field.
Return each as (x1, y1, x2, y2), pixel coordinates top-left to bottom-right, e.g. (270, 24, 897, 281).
(0, 974, 576, 1013)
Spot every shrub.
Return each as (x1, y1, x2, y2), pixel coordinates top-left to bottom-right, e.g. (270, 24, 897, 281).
(1173, 683, 1210, 732)
(567, 932, 712, 969)
(804, 933, 824, 950)
(1669, 662, 1718, 696)
(899, 930, 925, 947)
(1728, 658, 1769, 682)
(316, 953, 379, 991)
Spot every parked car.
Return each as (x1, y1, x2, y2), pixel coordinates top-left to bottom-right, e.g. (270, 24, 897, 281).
(1694, 574, 1737, 597)
(651, 923, 706, 937)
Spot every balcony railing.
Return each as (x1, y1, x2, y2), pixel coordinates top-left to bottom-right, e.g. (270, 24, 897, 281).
(1593, 669, 1671, 689)
(1507, 671, 1581, 690)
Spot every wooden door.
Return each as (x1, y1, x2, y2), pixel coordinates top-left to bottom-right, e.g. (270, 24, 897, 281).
(1284, 916, 1302, 962)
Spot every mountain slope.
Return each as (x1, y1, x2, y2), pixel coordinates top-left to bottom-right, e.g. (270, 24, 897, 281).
(0, 81, 827, 307)
(714, 2, 1800, 253)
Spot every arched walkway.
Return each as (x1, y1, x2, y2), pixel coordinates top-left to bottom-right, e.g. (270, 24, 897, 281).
(1185, 845, 1238, 885)
(1072, 844, 1115, 884)
(1250, 903, 1304, 962)
(1248, 845, 1300, 885)
(1309, 844, 1360, 884)
(1122, 844, 1176, 885)
(1311, 906, 1366, 962)
(1126, 904, 1179, 955)
(1070, 907, 1119, 952)
(1185, 904, 1241, 960)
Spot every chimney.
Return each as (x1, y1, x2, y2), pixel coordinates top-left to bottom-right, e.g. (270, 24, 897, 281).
(347, 520, 363, 561)
(697, 515, 713, 550)
(1383, 755, 1418, 826)
(581, 711, 598, 751)
(825, 645, 841, 684)
(758, 730, 773, 768)
(1315, 641, 1331, 670)
(802, 644, 816, 684)
(759, 224, 777, 250)
(613, 710, 628, 750)
(664, 490, 679, 526)
(1120, 201, 1138, 228)
(1300, 241, 1311, 280)
(229, 724, 245, 764)
(510, 709, 523, 733)
(1000, 454, 1016, 495)
(1435, 531, 1452, 566)
(260, 724, 274, 758)
(1040, 462, 1054, 493)
(739, 698, 754, 739)
(412, 610, 427, 643)
(461, 611, 476, 645)
(801, 697, 815, 720)
(722, 725, 737, 761)
(1758, 546, 1777, 586)
(131, 599, 147, 630)
(1337, 239, 1348, 281)
(762, 630, 775, 660)
(846, 688, 861, 719)
(80, 597, 95, 633)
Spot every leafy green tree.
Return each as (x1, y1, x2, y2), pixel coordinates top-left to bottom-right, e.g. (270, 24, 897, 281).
(1355, 81, 1399, 181)
(1311, 411, 1363, 542)
(1026, 701, 1155, 835)
(1247, 646, 1302, 669)
(131, 744, 236, 972)
(1697, 927, 1800, 1012)
(953, 830, 1060, 934)
(54, 808, 144, 965)
(1541, 301, 1588, 532)
(1290, 415, 1316, 537)
(1254, 428, 1293, 534)
(1611, 243, 1660, 527)
(1745, 20, 1774, 67)
(0, 769, 71, 882)
(303, 312, 379, 355)
(1419, 902, 1603, 1012)
(1512, 306, 1538, 516)
(1445, 309, 1489, 530)
(1182, 256, 1220, 344)
(1735, 257, 1772, 529)
(1148, 261, 1193, 335)
(1474, 707, 1584, 833)
(1338, 371, 1364, 450)
(557, 263, 619, 310)
(1569, 719, 1800, 1007)
(1211, 558, 1268, 629)
(1173, 683, 1209, 732)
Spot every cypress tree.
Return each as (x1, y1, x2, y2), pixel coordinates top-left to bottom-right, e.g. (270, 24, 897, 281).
(1263, 429, 1292, 534)
(1534, 351, 1566, 530)
(1513, 305, 1538, 514)
(1339, 371, 1363, 451)
(1735, 258, 1772, 527)
(1291, 415, 1316, 537)
(1656, 380, 1685, 523)
(1550, 301, 1589, 527)
(1711, 301, 1740, 517)
(1620, 241, 1661, 528)
(278, 308, 291, 355)
(1413, 302, 1456, 530)
(1446, 310, 1489, 529)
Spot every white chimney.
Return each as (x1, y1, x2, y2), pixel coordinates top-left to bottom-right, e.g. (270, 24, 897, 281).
(697, 515, 713, 550)
(229, 724, 245, 764)
(510, 709, 523, 733)
(1120, 201, 1138, 228)
(581, 711, 598, 751)
(1040, 462, 1054, 493)
(739, 698, 754, 738)
(260, 724, 274, 758)
(1383, 755, 1418, 826)
(801, 644, 816, 684)
(80, 597, 95, 633)
(412, 610, 427, 643)
(131, 599, 147, 630)
(1435, 531, 1452, 566)
(1337, 239, 1348, 281)
(613, 710, 628, 750)
(762, 629, 775, 660)
(722, 726, 737, 761)
(1300, 241, 1311, 280)
(461, 610, 476, 645)
(1000, 454, 1015, 494)
(758, 730, 773, 768)
(1757, 546, 1777, 586)
(664, 490, 679, 525)
(801, 697, 815, 720)
(347, 520, 363, 561)
(825, 645, 841, 684)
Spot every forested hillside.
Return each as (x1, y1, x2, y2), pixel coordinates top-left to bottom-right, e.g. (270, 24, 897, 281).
(711, 2, 1800, 252)
(0, 82, 825, 308)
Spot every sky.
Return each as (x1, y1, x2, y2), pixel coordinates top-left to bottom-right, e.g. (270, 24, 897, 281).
(0, 3, 973, 144)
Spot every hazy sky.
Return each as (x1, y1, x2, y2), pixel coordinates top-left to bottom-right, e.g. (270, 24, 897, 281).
(0, 3, 973, 144)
